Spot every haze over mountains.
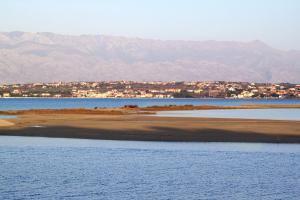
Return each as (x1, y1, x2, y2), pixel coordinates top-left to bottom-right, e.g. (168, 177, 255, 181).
(0, 31, 299, 83)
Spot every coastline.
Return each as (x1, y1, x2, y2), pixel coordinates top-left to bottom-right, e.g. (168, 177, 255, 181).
(0, 104, 300, 143)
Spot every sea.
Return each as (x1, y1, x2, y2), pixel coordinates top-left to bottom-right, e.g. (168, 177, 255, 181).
(155, 109, 300, 121)
(0, 136, 299, 200)
(0, 98, 299, 199)
(0, 98, 299, 110)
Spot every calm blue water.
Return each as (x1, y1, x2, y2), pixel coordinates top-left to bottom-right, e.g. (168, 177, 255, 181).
(156, 109, 300, 121)
(0, 98, 299, 110)
(0, 115, 15, 119)
(0, 136, 299, 200)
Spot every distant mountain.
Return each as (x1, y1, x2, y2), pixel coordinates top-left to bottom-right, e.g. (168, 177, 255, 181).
(0, 31, 299, 83)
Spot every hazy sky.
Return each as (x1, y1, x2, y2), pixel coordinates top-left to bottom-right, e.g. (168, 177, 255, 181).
(0, 0, 299, 50)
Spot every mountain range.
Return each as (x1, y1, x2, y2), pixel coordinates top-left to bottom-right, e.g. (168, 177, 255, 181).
(0, 31, 299, 83)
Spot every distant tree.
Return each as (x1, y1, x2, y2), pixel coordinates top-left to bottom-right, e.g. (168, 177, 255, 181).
(271, 93, 279, 98)
(173, 90, 193, 98)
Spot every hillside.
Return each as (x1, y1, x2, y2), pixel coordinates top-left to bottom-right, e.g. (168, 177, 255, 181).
(0, 31, 299, 83)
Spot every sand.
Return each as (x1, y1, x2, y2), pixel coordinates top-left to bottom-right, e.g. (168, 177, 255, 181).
(0, 119, 14, 127)
(1, 113, 300, 143)
(1, 104, 299, 143)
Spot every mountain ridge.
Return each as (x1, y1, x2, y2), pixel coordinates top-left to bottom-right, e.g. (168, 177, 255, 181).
(0, 31, 299, 83)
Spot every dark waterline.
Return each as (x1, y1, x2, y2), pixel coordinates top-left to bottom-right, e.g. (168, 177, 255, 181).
(0, 98, 299, 110)
(0, 136, 299, 199)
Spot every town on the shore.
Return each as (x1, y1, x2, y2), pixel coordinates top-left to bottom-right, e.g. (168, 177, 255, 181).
(0, 81, 299, 99)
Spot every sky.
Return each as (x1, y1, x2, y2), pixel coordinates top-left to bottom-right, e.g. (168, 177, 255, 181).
(0, 0, 299, 50)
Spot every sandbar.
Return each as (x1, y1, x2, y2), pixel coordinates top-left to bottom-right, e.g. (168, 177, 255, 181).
(1, 111, 299, 143)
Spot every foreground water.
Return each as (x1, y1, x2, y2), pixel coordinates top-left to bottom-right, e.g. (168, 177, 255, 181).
(0, 136, 299, 200)
(0, 98, 299, 110)
(156, 108, 300, 121)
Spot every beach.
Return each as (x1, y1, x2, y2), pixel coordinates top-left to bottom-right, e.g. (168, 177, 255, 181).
(1, 104, 300, 143)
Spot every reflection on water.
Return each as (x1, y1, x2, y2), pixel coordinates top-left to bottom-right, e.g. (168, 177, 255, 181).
(156, 109, 300, 121)
(0, 136, 299, 199)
